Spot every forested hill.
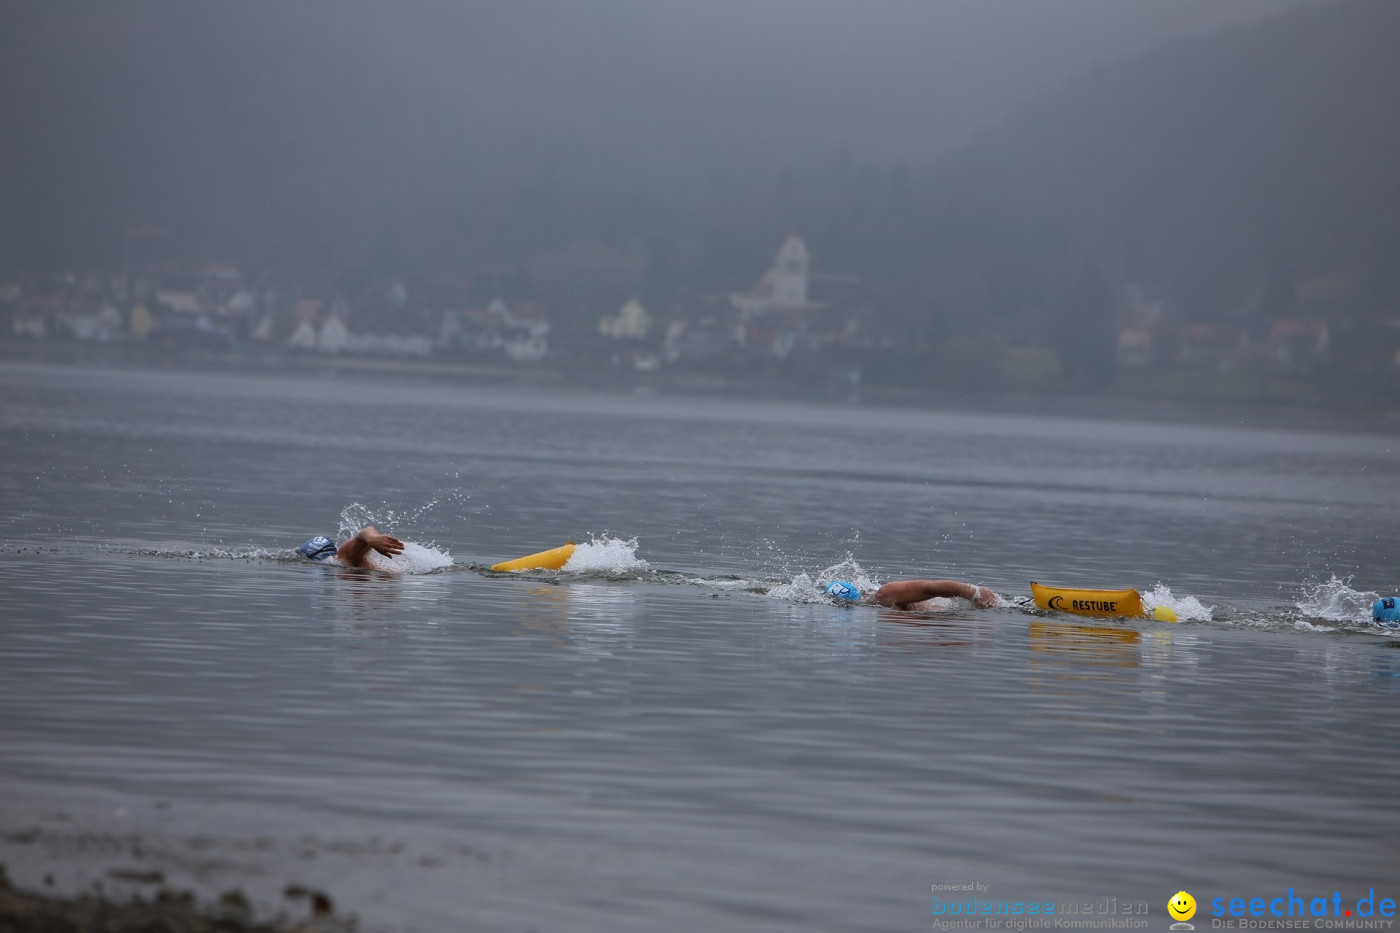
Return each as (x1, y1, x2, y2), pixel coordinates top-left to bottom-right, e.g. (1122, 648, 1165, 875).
(926, 0, 1400, 332)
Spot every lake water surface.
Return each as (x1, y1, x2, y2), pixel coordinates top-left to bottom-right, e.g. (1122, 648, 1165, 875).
(1, 361, 1397, 932)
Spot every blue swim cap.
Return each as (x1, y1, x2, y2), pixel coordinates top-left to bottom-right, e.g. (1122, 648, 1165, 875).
(825, 580, 860, 602)
(1373, 597, 1400, 628)
(297, 535, 337, 562)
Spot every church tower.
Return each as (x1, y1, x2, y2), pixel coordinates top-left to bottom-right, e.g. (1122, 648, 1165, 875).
(770, 235, 809, 308)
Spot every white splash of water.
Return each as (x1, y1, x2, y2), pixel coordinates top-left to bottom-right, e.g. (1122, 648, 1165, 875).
(766, 556, 880, 603)
(1292, 618, 1336, 633)
(561, 535, 649, 574)
(1296, 576, 1378, 624)
(336, 497, 459, 539)
(691, 577, 758, 591)
(765, 572, 824, 603)
(330, 500, 455, 574)
(1141, 583, 1214, 622)
(364, 541, 454, 575)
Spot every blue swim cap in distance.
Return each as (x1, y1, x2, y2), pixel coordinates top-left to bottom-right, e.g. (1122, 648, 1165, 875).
(298, 535, 337, 562)
(825, 580, 860, 602)
(1373, 597, 1400, 628)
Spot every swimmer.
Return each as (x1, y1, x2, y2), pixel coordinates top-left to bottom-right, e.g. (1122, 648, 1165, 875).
(875, 579, 999, 610)
(297, 526, 404, 569)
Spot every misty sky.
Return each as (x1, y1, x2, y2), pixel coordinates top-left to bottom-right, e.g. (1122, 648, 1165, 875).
(3, 0, 1314, 159)
(0, 0, 1321, 266)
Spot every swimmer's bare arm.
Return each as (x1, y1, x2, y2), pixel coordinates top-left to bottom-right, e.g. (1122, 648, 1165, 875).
(875, 580, 998, 610)
(336, 526, 405, 569)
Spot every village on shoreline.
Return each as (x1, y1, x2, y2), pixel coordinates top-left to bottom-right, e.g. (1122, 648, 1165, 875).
(3, 234, 1396, 411)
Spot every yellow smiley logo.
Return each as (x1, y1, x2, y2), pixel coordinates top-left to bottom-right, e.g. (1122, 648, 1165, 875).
(1168, 891, 1196, 922)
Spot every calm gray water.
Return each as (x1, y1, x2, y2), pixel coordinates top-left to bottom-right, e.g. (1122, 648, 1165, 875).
(1, 361, 1398, 932)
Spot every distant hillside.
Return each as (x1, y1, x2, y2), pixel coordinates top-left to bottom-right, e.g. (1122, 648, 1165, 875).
(939, 0, 1400, 326)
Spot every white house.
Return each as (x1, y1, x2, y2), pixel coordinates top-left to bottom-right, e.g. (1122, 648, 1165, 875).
(733, 234, 812, 319)
(317, 317, 349, 354)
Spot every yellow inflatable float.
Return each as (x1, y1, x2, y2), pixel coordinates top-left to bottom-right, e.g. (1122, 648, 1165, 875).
(491, 541, 576, 573)
(1030, 582, 1177, 622)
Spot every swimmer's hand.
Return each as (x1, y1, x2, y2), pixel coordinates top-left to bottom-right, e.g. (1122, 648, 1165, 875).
(970, 585, 999, 609)
(337, 525, 405, 568)
(367, 530, 405, 558)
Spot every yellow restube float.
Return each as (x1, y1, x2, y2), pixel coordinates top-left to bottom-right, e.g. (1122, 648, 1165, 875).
(1031, 581, 1145, 618)
(491, 541, 576, 573)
